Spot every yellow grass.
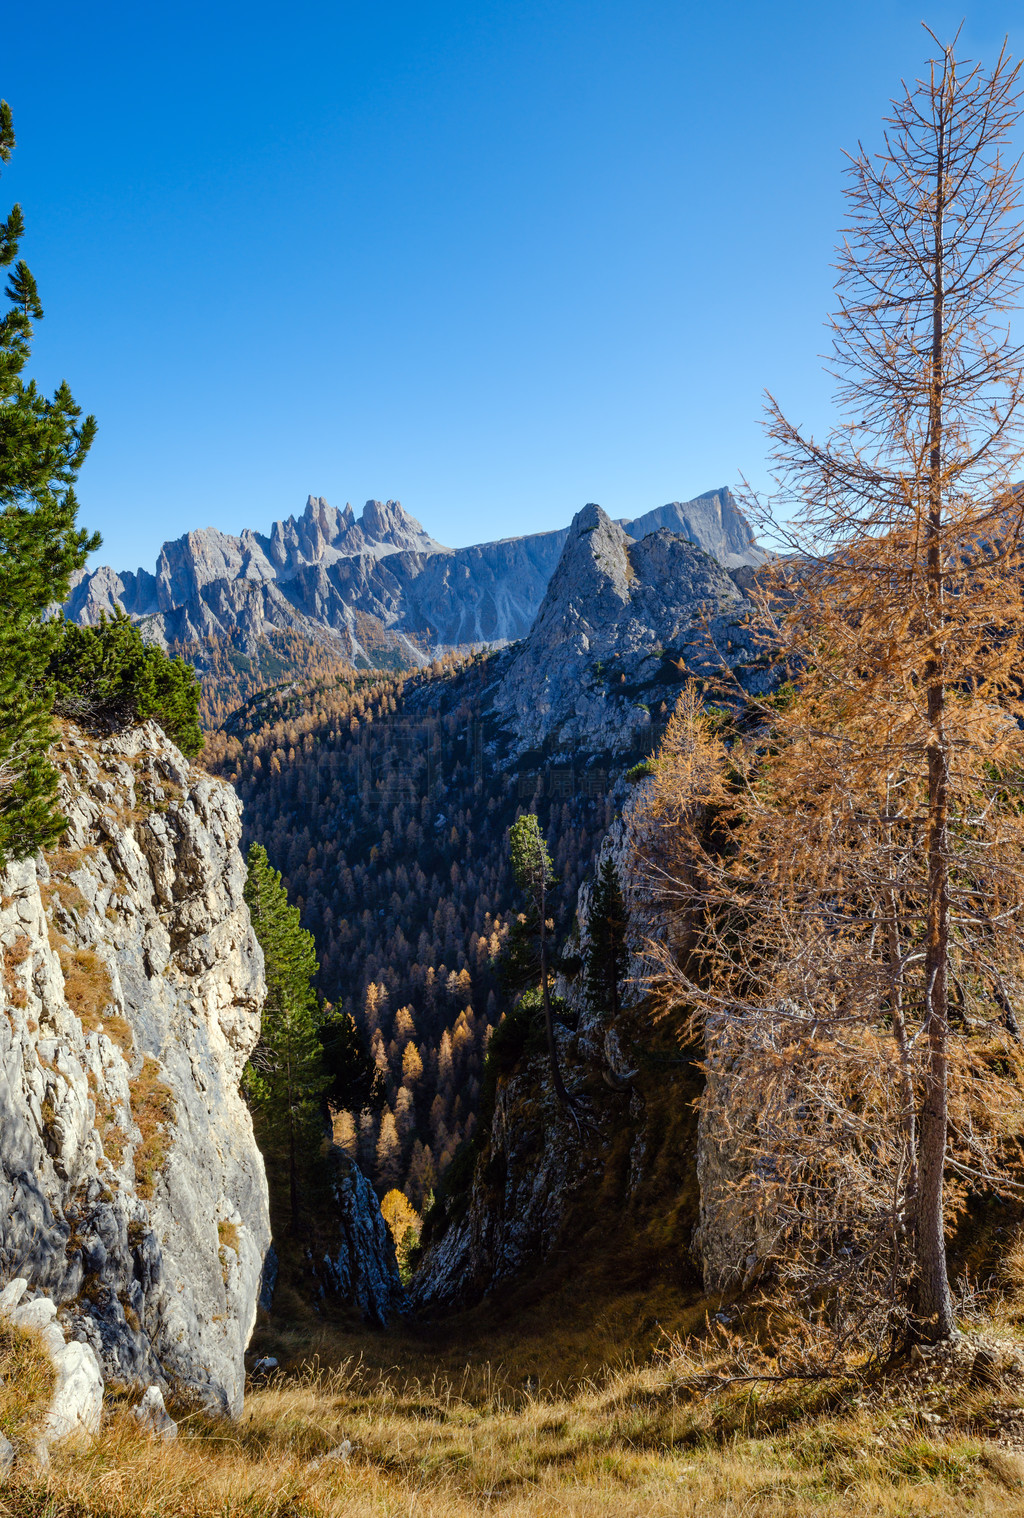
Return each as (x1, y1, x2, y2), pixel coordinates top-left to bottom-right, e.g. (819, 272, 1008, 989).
(1, 933, 30, 1010)
(130, 1056, 175, 1200)
(4, 1346, 1024, 1518)
(0, 1317, 56, 1445)
(59, 940, 111, 1020)
(40, 877, 88, 918)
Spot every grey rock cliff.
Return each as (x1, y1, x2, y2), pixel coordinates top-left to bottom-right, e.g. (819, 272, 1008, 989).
(412, 1043, 599, 1311)
(63, 489, 762, 676)
(0, 721, 270, 1415)
(488, 503, 756, 755)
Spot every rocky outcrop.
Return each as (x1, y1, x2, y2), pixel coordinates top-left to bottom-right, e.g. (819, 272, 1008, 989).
(317, 1154, 407, 1325)
(488, 503, 758, 755)
(412, 1036, 610, 1312)
(63, 490, 763, 680)
(0, 721, 270, 1415)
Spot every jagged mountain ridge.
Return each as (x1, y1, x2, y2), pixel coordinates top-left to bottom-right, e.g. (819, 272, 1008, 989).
(65, 488, 762, 674)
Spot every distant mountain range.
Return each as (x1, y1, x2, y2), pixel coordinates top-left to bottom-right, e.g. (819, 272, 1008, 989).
(65, 488, 763, 674)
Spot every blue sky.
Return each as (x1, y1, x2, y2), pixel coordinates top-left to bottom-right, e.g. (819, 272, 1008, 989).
(3, 1, 1019, 570)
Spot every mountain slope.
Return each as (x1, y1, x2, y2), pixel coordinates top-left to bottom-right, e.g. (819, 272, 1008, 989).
(619, 487, 765, 570)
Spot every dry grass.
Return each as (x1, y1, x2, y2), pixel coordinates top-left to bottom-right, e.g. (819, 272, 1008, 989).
(93, 1088, 128, 1169)
(129, 1056, 175, 1200)
(57, 941, 110, 1019)
(2, 934, 31, 1010)
(40, 877, 88, 918)
(3, 1349, 1024, 1517)
(219, 1221, 241, 1283)
(46, 846, 90, 876)
(50, 935, 134, 1055)
(219, 1221, 241, 1254)
(0, 1315, 56, 1445)
(5, 1211, 1024, 1517)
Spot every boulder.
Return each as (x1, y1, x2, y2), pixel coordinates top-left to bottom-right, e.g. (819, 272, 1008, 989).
(133, 1384, 177, 1441)
(0, 1279, 28, 1318)
(43, 1340, 103, 1440)
(9, 1298, 56, 1331)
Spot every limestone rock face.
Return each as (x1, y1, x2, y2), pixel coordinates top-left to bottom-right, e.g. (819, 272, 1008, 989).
(318, 1155, 407, 1325)
(412, 1041, 603, 1312)
(620, 488, 765, 570)
(488, 503, 757, 755)
(0, 721, 270, 1415)
(63, 490, 763, 676)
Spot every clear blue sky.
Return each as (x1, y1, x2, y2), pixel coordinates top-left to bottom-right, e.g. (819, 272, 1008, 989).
(3, 1, 1018, 571)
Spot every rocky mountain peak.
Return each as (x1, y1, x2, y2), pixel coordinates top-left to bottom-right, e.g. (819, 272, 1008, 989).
(359, 498, 435, 553)
(489, 501, 752, 753)
(63, 487, 763, 690)
(548, 503, 635, 608)
(623, 487, 765, 568)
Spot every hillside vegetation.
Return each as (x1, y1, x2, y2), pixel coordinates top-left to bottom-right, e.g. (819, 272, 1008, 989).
(205, 652, 624, 1219)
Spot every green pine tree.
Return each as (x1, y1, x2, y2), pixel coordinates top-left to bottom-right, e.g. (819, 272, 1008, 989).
(48, 608, 203, 758)
(584, 858, 627, 1021)
(320, 1004, 383, 1117)
(0, 101, 100, 867)
(243, 843, 328, 1231)
(508, 812, 569, 1106)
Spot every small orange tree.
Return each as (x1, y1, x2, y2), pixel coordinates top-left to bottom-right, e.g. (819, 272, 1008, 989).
(642, 32, 1024, 1354)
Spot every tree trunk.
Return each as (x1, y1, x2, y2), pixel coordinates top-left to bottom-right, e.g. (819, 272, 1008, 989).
(286, 1055, 300, 1233)
(917, 719, 954, 1337)
(915, 84, 955, 1342)
(539, 876, 570, 1105)
(885, 867, 918, 1215)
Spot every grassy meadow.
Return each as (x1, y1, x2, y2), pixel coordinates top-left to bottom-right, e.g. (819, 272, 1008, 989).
(6, 1266, 1024, 1518)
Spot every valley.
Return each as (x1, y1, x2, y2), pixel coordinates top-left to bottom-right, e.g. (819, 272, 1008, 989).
(6, 477, 1024, 1517)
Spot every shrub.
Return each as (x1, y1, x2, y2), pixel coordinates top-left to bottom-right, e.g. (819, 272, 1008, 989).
(130, 1056, 176, 1200)
(49, 609, 203, 757)
(2, 934, 30, 1009)
(625, 758, 657, 783)
(58, 943, 113, 1023)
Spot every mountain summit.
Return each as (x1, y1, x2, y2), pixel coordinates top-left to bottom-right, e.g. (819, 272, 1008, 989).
(489, 502, 755, 753)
